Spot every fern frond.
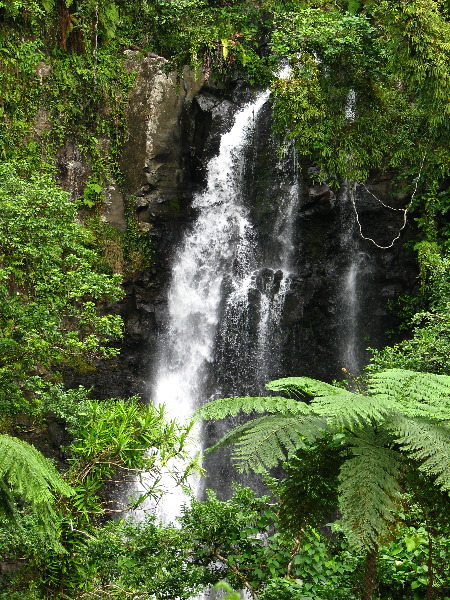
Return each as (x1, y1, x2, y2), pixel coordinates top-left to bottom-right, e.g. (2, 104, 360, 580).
(0, 435, 73, 500)
(267, 377, 393, 429)
(338, 427, 403, 551)
(0, 479, 20, 521)
(195, 395, 309, 421)
(0, 434, 74, 545)
(311, 390, 393, 429)
(387, 415, 450, 492)
(368, 369, 450, 419)
(205, 414, 291, 455)
(266, 376, 345, 398)
(231, 415, 328, 474)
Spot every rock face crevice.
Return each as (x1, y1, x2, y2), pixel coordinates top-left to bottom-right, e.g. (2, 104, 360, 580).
(61, 58, 418, 401)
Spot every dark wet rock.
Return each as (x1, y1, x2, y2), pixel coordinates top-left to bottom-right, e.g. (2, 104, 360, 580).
(58, 57, 418, 406)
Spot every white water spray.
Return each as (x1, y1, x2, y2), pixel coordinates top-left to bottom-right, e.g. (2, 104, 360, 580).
(339, 185, 372, 376)
(152, 90, 270, 521)
(148, 66, 301, 522)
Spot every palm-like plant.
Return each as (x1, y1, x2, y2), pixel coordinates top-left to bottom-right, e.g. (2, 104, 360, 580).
(0, 434, 74, 548)
(197, 369, 450, 600)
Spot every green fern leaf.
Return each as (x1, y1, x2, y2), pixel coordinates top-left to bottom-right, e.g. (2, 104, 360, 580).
(231, 415, 327, 473)
(266, 376, 345, 398)
(195, 395, 309, 420)
(199, 369, 450, 553)
(368, 369, 450, 419)
(312, 390, 393, 429)
(205, 414, 287, 455)
(0, 479, 20, 522)
(339, 427, 403, 551)
(387, 415, 450, 491)
(0, 434, 74, 546)
(267, 376, 393, 428)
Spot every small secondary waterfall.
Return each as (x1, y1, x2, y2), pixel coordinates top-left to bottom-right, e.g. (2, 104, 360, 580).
(341, 254, 370, 376)
(151, 86, 302, 519)
(339, 185, 374, 375)
(342, 260, 360, 373)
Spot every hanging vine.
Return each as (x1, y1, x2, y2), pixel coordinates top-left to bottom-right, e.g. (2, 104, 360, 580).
(349, 154, 426, 249)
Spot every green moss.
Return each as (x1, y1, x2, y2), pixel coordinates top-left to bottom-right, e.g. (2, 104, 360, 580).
(123, 197, 154, 275)
(84, 205, 154, 277)
(83, 215, 125, 275)
(167, 196, 182, 214)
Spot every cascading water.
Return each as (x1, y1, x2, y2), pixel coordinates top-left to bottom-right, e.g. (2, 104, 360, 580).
(152, 89, 270, 520)
(338, 184, 374, 375)
(150, 83, 302, 519)
(215, 141, 300, 392)
(124, 71, 416, 534)
(342, 260, 360, 373)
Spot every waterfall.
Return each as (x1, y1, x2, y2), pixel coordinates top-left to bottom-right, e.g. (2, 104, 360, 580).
(154, 90, 270, 408)
(341, 258, 361, 374)
(151, 90, 270, 520)
(150, 87, 301, 520)
(339, 185, 372, 376)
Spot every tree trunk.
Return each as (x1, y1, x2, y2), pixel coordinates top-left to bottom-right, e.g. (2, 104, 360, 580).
(362, 549, 377, 600)
(426, 534, 434, 600)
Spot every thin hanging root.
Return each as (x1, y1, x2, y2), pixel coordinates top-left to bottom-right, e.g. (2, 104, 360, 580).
(350, 154, 426, 249)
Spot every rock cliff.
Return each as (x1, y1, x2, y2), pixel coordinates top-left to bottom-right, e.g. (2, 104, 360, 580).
(61, 56, 418, 400)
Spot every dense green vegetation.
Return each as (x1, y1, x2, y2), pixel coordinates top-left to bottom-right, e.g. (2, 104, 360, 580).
(1, 0, 450, 599)
(0, 157, 200, 597)
(197, 370, 450, 598)
(0, 162, 123, 417)
(272, 2, 450, 182)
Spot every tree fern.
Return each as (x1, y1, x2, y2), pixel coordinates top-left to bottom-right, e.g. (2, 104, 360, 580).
(195, 394, 310, 420)
(0, 478, 20, 523)
(0, 434, 74, 546)
(311, 389, 393, 429)
(205, 414, 289, 456)
(368, 369, 450, 419)
(231, 415, 327, 473)
(266, 376, 348, 398)
(197, 368, 450, 553)
(267, 376, 395, 428)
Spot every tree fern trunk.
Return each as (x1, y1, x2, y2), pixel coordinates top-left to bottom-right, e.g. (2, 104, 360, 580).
(362, 550, 377, 600)
(426, 534, 434, 600)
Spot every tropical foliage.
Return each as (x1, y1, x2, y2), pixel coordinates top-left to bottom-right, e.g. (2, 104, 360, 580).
(197, 369, 450, 598)
(179, 485, 358, 599)
(0, 434, 73, 548)
(0, 393, 201, 599)
(2, 1, 450, 599)
(0, 161, 123, 415)
(0, 156, 198, 597)
(65, 395, 202, 524)
(3, 0, 450, 193)
(198, 370, 450, 549)
(271, 1, 450, 185)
